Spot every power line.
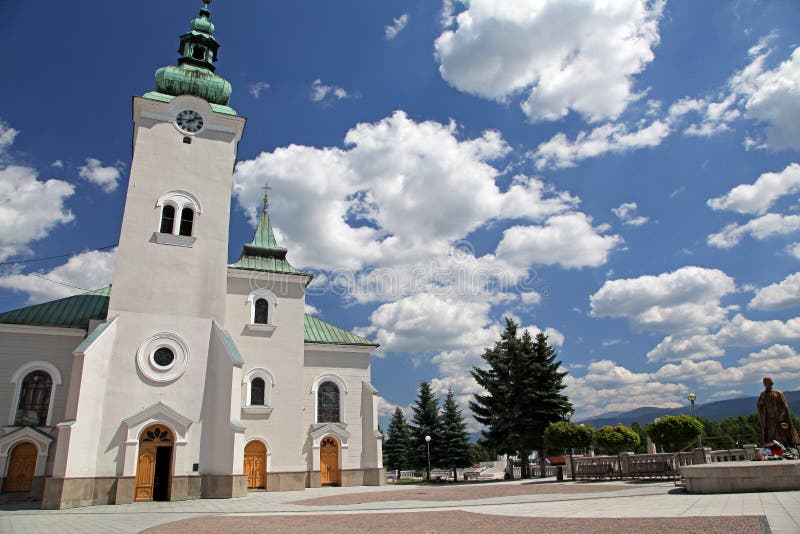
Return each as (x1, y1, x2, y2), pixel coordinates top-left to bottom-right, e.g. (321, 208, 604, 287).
(29, 273, 89, 292)
(0, 244, 117, 267)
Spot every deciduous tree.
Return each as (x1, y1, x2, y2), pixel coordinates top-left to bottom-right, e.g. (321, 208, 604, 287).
(645, 415, 703, 452)
(595, 425, 640, 454)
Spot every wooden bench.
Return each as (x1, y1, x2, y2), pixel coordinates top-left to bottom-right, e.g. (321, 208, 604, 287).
(576, 463, 616, 480)
(628, 460, 674, 479)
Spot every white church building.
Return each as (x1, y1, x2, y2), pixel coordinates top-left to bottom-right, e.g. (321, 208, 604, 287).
(0, 1, 384, 509)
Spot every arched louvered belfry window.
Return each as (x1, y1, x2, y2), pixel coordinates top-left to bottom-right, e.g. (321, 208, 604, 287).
(160, 205, 176, 234)
(15, 371, 53, 426)
(179, 207, 194, 236)
(254, 298, 270, 324)
(251, 378, 265, 406)
(317, 381, 340, 423)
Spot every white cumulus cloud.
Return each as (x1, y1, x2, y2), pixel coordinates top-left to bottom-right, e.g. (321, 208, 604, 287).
(385, 13, 409, 40)
(532, 120, 670, 170)
(0, 120, 75, 261)
(248, 81, 271, 98)
(612, 201, 649, 226)
(0, 248, 117, 304)
(707, 213, 800, 248)
(434, 0, 664, 123)
(749, 272, 800, 311)
(590, 266, 737, 333)
(78, 158, 123, 193)
(310, 79, 359, 103)
(496, 213, 622, 269)
(707, 163, 800, 215)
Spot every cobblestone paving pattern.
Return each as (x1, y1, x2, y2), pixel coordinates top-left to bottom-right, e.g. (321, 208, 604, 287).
(144, 510, 770, 534)
(292, 481, 631, 506)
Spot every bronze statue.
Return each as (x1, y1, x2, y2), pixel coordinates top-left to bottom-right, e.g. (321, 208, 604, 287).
(757, 376, 799, 447)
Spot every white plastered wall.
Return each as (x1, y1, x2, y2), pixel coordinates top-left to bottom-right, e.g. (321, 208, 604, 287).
(225, 273, 309, 474)
(303, 348, 372, 470)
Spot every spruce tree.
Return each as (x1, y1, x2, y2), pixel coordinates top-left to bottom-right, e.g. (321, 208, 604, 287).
(471, 318, 572, 478)
(384, 407, 412, 479)
(440, 389, 472, 480)
(411, 381, 441, 480)
(526, 330, 572, 477)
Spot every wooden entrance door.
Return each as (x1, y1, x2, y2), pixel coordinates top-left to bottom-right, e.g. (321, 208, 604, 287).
(134, 425, 173, 502)
(320, 436, 340, 486)
(244, 440, 267, 489)
(3, 442, 37, 493)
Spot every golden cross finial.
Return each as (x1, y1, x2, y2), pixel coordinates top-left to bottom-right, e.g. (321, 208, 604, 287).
(261, 184, 272, 212)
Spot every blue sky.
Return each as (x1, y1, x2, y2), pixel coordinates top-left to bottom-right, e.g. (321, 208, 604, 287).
(1, 1, 799, 428)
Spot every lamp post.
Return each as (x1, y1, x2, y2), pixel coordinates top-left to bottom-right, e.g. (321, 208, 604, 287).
(425, 435, 431, 481)
(566, 411, 575, 481)
(688, 393, 702, 449)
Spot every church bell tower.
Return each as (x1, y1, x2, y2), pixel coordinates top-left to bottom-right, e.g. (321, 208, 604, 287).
(109, 0, 245, 320)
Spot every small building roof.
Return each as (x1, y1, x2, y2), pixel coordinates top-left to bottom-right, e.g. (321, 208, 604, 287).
(0, 286, 376, 347)
(304, 314, 378, 347)
(0, 286, 110, 329)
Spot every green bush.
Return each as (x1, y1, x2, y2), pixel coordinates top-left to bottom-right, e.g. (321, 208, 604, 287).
(595, 425, 640, 454)
(645, 415, 703, 452)
(544, 421, 594, 452)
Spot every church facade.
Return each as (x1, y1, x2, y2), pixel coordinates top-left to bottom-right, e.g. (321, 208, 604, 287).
(0, 2, 384, 509)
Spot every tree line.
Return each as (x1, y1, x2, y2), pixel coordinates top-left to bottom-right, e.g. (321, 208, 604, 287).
(386, 318, 776, 482)
(384, 385, 472, 480)
(385, 318, 573, 479)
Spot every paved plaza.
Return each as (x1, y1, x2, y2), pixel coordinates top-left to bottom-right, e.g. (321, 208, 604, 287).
(1, 478, 798, 533)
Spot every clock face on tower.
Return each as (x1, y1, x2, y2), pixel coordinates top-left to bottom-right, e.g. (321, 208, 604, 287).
(176, 109, 204, 133)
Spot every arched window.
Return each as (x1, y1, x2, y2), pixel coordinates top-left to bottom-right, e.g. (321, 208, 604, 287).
(179, 208, 194, 236)
(254, 298, 270, 325)
(155, 191, 202, 241)
(14, 371, 53, 426)
(317, 381, 340, 423)
(251, 378, 265, 406)
(159, 205, 176, 234)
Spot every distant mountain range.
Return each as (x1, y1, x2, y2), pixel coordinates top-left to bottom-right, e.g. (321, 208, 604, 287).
(579, 390, 800, 428)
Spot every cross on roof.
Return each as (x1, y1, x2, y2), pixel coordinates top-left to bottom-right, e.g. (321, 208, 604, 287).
(261, 184, 272, 212)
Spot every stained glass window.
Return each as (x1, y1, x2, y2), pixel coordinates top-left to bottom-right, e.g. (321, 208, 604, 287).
(14, 371, 52, 426)
(317, 381, 340, 423)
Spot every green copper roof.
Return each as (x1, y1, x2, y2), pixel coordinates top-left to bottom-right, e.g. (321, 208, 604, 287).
(0, 286, 110, 329)
(151, 1, 233, 107)
(230, 204, 307, 276)
(304, 314, 378, 347)
(0, 286, 376, 347)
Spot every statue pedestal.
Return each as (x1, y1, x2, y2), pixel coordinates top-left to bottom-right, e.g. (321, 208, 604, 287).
(682, 460, 800, 494)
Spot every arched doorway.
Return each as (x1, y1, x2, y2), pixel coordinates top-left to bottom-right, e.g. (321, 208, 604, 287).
(3, 442, 37, 493)
(320, 436, 340, 486)
(244, 440, 267, 490)
(134, 425, 174, 502)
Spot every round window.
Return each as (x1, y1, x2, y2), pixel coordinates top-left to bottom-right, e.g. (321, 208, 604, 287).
(153, 347, 175, 367)
(136, 332, 190, 383)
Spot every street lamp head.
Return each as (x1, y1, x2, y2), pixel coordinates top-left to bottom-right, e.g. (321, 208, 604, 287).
(688, 393, 696, 403)
(566, 411, 573, 422)
(425, 435, 431, 442)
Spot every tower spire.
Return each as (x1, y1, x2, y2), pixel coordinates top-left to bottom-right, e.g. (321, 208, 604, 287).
(151, 0, 233, 107)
